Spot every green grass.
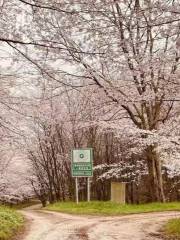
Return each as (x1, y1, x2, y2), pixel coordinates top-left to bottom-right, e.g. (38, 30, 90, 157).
(0, 205, 24, 240)
(164, 218, 180, 239)
(45, 201, 180, 216)
(12, 199, 40, 210)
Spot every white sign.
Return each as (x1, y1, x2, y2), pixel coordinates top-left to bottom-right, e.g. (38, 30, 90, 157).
(72, 149, 91, 163)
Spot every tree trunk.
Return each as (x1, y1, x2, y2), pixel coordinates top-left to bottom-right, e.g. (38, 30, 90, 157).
(41, 199, 47, 207)
(146, 146, 165, 202)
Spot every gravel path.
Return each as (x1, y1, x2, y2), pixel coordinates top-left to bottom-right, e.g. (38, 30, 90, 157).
(21, 207, 180, 240)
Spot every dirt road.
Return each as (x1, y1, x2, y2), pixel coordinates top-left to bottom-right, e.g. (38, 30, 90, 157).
(21, 207, 180, 240)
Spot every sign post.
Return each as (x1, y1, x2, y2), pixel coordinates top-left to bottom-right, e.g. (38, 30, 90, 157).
(71, 148, 93, 203)
(75, 177, 79, 204)
(87, 177, 90, 202)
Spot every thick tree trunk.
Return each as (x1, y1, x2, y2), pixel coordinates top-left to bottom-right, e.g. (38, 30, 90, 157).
(146, 146, 165, 202)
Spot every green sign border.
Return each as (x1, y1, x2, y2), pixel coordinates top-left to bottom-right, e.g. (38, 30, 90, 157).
(71, 148, 93, 177)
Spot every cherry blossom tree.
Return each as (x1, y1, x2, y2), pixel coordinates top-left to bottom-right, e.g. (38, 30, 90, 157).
(0, 0, 179, 202)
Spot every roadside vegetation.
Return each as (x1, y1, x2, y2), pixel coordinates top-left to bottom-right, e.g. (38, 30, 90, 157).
(0, 205, 24, 240)
(45, 201, 180, 216)
(164, 218, 180, 240)
(12, 200, 40, 210)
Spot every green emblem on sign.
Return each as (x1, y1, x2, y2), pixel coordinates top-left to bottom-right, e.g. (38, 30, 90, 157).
(71, 148, 93, 177)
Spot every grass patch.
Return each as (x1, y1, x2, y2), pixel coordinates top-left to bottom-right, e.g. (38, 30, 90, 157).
(12, 199, 40, 210)
(164, 218, 180, 240)
(0, 205, 24, 240)
(45, 201, 180, 216)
